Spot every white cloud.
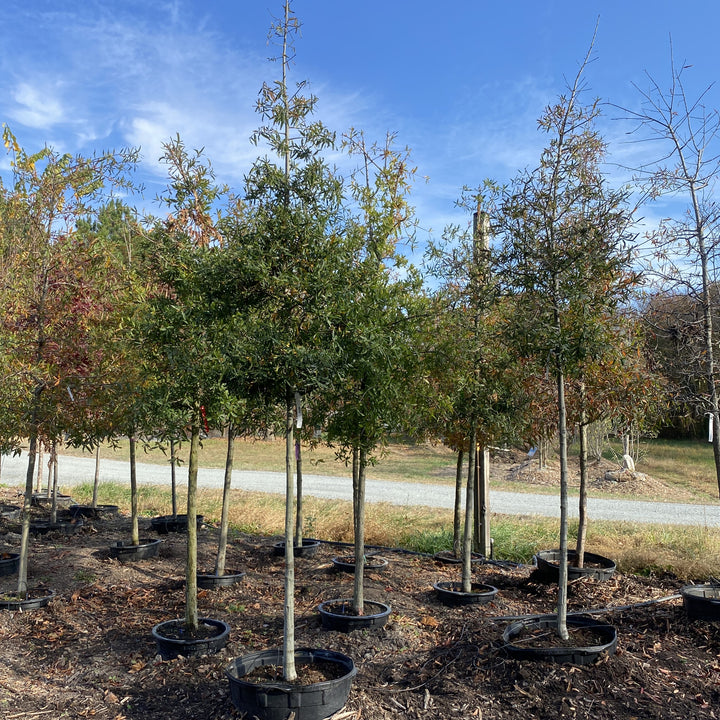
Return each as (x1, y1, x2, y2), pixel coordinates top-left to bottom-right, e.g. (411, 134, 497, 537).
(10, 82, 65, 129)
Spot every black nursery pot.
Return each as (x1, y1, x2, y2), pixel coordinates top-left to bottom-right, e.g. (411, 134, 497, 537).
(69, 504, 119, 519)
(197, 571, 246, 590)
(30, 518, 84, 536)
(681, 584, 720, 620)
(152, 617, 230, 660)
(0, 588, 56, 611)
(534, 549, 616, 581)
(433, 581, 498, 607)
(503, 614, 618, 665)
(226, 647, 356, 720)
(318, 598, 392, 632)
(0, 552, 20, 577)
(272, 539, 321, 558)
(151, 514, 204, 534)
(331, 555, 389, 573)
(108, 538, 162, 562)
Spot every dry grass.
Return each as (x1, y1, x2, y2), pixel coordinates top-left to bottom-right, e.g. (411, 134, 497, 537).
(60, 436, 460, 484)
(70, 481, 720, 581)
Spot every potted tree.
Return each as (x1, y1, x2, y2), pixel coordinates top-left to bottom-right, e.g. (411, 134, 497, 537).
(492, 44, 632, 659)
(319, 131, 424, 630)
(0, 129, 137, 609)
(141, 137, 234, 659)
(225, 4, 356, 715)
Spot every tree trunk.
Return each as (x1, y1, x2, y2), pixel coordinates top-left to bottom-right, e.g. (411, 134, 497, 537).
(170, 439, 178, 517)
(576, 415, 588, 568)
(36, 444, 43, 494)
(17, 401, 40, 598)
(556, 369, 570, 640)
(185, 420, 200, 631)
(462, 426, 477, 593)
(283, 397, 297, 682)
(453, 449, 464, 558)
(475, 446, 491, 556)
(50, 441, 58, 525)
(352, 447, 367, 614)
(295, 438, 303, 546)
(92, 445, 100, 508)
(214, 425, 234, 576)
(129, 435, 139, 546)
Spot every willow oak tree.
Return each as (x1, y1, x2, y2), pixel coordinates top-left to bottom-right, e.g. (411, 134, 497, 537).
(423, 198, 521, 590)
(491, 57, 637, 638)
(567, 315, 661, 565)
(0, 129, 137, 598)
(323, 130, 425, 615)
(72, 200, 149, 510)
(138, 137, 236, 633)
(618, 56, 720, 494)
(238, 1, 362, 680)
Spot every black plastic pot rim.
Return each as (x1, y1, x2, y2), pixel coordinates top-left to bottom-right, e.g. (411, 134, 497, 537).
(113, 538, 163, 547)
(318, 598, 391, 616)
(226, 647, 357, 691)
(152, 617, 230, 645)
(504, 614, 616, 649)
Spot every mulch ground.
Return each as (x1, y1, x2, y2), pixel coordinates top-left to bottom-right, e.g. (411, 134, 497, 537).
(0, 489, 718, 720)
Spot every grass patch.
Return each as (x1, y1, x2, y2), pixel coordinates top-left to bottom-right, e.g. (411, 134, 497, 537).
(69, 481, 720, 580)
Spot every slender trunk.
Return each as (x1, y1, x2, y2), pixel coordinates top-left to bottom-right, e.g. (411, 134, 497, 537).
(50, 441, 58, 524)
(46, 447, 53, 500)
(462, 426, 477, 593)
(556, 369, 569, 640)
(538, 439, 547, 470)
(185, 420, 200, 631)
(453, 449, 464, 558)
(282, 396, 296, 682)
(576, 419, 588, 568)
(92, 445, 100, 508)
(18, 398, 41, 597)
(352, 447, 366, 614)
(215, 425, 234, 576)
(295, 438, 303, 546)
(477, 446, 491, 556)
(129, 435, 139, 545)
(170, 439, 178, 517)
(36, 444, 43, 494)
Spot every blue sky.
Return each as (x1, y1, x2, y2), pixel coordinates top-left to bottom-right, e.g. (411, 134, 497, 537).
(2, 0, 719, 256)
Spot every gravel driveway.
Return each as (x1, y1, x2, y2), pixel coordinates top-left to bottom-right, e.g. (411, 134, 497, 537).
(2, 451, 719, 527)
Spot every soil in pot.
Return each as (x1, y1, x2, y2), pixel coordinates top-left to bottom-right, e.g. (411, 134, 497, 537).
(503, 614, 618, 665)
(533, 549, 616, 582)
(152, 617, 230, 660)
(332, 555, 388, 573)
(197, 570, 245, 589)
(271, 539, 321, 558)
(108, 538, 162, 562)
(0, 552, 20, 576)
(318, 598, 392, 632)
(681, 583, 720, 620)
(433, 581, 499, 607)
(0, 588, 56, 611)
(226, 647, 356, 720)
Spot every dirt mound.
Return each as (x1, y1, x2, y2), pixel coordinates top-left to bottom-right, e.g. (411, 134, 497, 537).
(503, 456, 695, 500)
